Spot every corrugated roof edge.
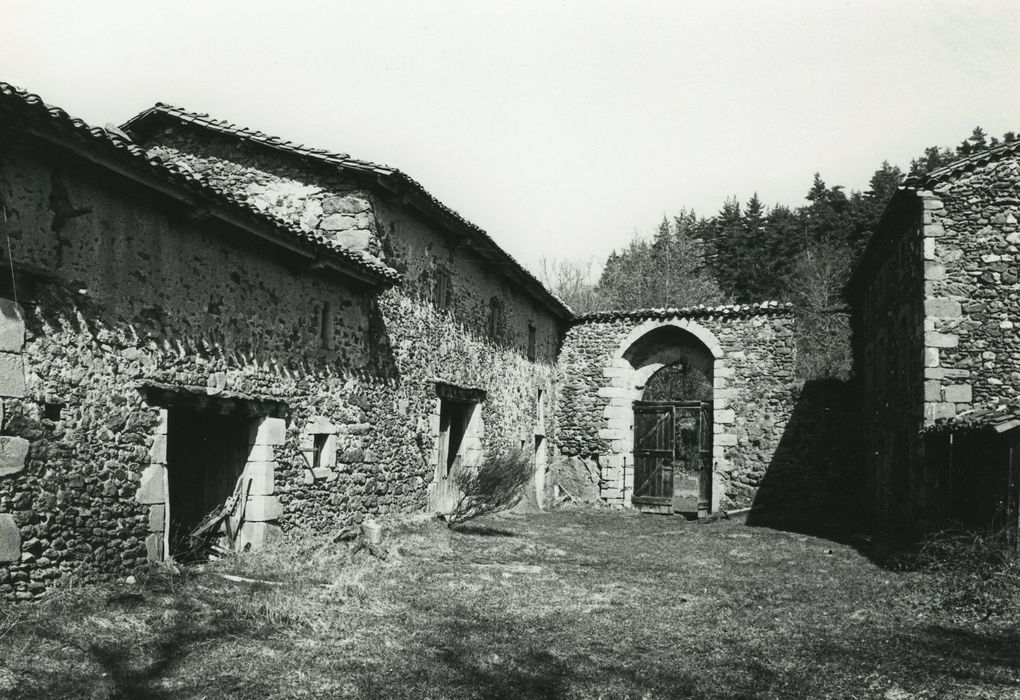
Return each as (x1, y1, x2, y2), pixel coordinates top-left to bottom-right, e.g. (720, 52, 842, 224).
(0, 82, 400, 286)
(121, 104, 575, 320)
(847, 140, 1020, 300)
(577, 301, 793, 322)
(925, 399, 1020, 435)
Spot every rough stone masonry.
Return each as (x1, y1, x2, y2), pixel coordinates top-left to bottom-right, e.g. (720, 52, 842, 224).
(557, 304, 810, 512)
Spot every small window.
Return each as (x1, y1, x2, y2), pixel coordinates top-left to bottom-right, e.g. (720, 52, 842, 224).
(319, 302, 334, 349)
(433, 269, 452, 311)
(312, 433, 329, 470)
(527, 323, 537, 361)
(487, 298, 502, 339)
(302, 417, 338, 480)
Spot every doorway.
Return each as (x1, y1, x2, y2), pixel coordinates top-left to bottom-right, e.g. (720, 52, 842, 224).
(631, 359, 712, 517)
(633, 400, 711, 516)
(432, 399, 476, 513)
(166, 408, 252, 557)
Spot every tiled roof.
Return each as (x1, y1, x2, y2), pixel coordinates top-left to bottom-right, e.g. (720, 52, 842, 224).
(577, 301, 793, 323)
(0, 82, 400, 286)
(925, 400, 1020, 434)
(906, 140, 1020, 189)
(121, 104, 574, 320)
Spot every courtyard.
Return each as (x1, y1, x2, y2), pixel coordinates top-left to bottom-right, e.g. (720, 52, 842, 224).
(0, 510, 1017, 699)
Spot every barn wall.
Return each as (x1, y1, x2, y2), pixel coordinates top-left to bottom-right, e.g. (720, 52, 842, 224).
(849, 149, 1020, 531)
(0, 134, 560, 599)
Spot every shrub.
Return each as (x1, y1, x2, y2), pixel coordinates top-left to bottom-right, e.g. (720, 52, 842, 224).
(891, 526, 1020, 621)
(446, 447, 534, 527)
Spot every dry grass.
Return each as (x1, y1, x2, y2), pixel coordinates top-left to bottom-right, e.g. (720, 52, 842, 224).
(0, 511, 1017, 698)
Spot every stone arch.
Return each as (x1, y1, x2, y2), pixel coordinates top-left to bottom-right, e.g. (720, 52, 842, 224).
(599, 318, 732, 513)
(613, 318, 724, 361)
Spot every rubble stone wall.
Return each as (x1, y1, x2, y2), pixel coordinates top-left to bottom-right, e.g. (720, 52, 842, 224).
(848, 150, 1020, 529)
(556, 309, 801, 511)
(923, 153, 1020, 417)
(0, 137, 559, 599)
(143, 127, 385, 258)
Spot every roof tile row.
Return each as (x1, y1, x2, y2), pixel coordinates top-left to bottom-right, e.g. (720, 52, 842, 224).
(907, 140, 1020, 189)
(926, 400, 1020, 435)
(577, 300, 793, 323)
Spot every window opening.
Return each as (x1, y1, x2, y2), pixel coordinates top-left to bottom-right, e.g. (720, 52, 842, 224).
(537, 388, 545, 428)
(433, 268, 452, 311)
(312, 433, 329, 470)
(487, 298, 502, 339)
(527, 323, 537, 361)
(319, 302, 334, 349)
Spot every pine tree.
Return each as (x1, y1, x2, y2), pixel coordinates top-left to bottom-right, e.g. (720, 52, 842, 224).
(968, 126, 988, 151)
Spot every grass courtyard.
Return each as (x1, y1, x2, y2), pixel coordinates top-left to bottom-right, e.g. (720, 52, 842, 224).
(0, 510, 1017, 699)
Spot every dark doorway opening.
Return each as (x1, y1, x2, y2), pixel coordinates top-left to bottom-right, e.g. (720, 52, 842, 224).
(166, 408, 251, 558)
(433, 399, 476, 513)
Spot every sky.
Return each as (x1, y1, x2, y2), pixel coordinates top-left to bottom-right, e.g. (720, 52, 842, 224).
(2, 0, 1018, 277)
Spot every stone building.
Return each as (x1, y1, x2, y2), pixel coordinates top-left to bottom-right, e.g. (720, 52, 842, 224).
(0, 81, 835, 599)
(847, 142, 1020, 534)
(556, 304, 849, 518)
(0, 83, 568, 598)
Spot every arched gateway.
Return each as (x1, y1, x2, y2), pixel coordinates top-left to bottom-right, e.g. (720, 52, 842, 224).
(556, 303, 796, 515)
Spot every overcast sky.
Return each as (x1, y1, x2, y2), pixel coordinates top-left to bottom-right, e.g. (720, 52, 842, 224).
(2, 0, 1017, 275)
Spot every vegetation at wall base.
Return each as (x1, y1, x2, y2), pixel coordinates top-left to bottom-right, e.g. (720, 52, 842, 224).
(445, 447, 534, 528)
(888, 526, 1020, 624)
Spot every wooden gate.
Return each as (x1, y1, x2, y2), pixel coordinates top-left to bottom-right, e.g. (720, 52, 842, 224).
(633, 404, 675, 513)
(633, 400, 712, 516)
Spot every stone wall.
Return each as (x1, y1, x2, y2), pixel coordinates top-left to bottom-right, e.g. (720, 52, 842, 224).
(137, 118, 562, 506)
(923, 152, 1020, 415)
(848, 194, 927, 527)
(0, 133, 560, 599)
(848, 147, 1020, 529)
(143, 127, 384, 258)
(556, 306, 802, 511)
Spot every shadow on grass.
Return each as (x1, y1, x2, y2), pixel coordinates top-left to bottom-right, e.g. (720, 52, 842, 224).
(807, 624, 1020, 693)
(13, 586, 262, 700)
(449, 525, 519, 537)
(337, 601, 813, 699)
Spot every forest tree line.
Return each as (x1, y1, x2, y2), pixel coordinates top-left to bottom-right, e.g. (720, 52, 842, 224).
(541, 127, 1016, 379)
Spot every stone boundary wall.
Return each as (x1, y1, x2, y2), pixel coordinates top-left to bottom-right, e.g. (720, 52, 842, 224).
(556, 308, 798, 511)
